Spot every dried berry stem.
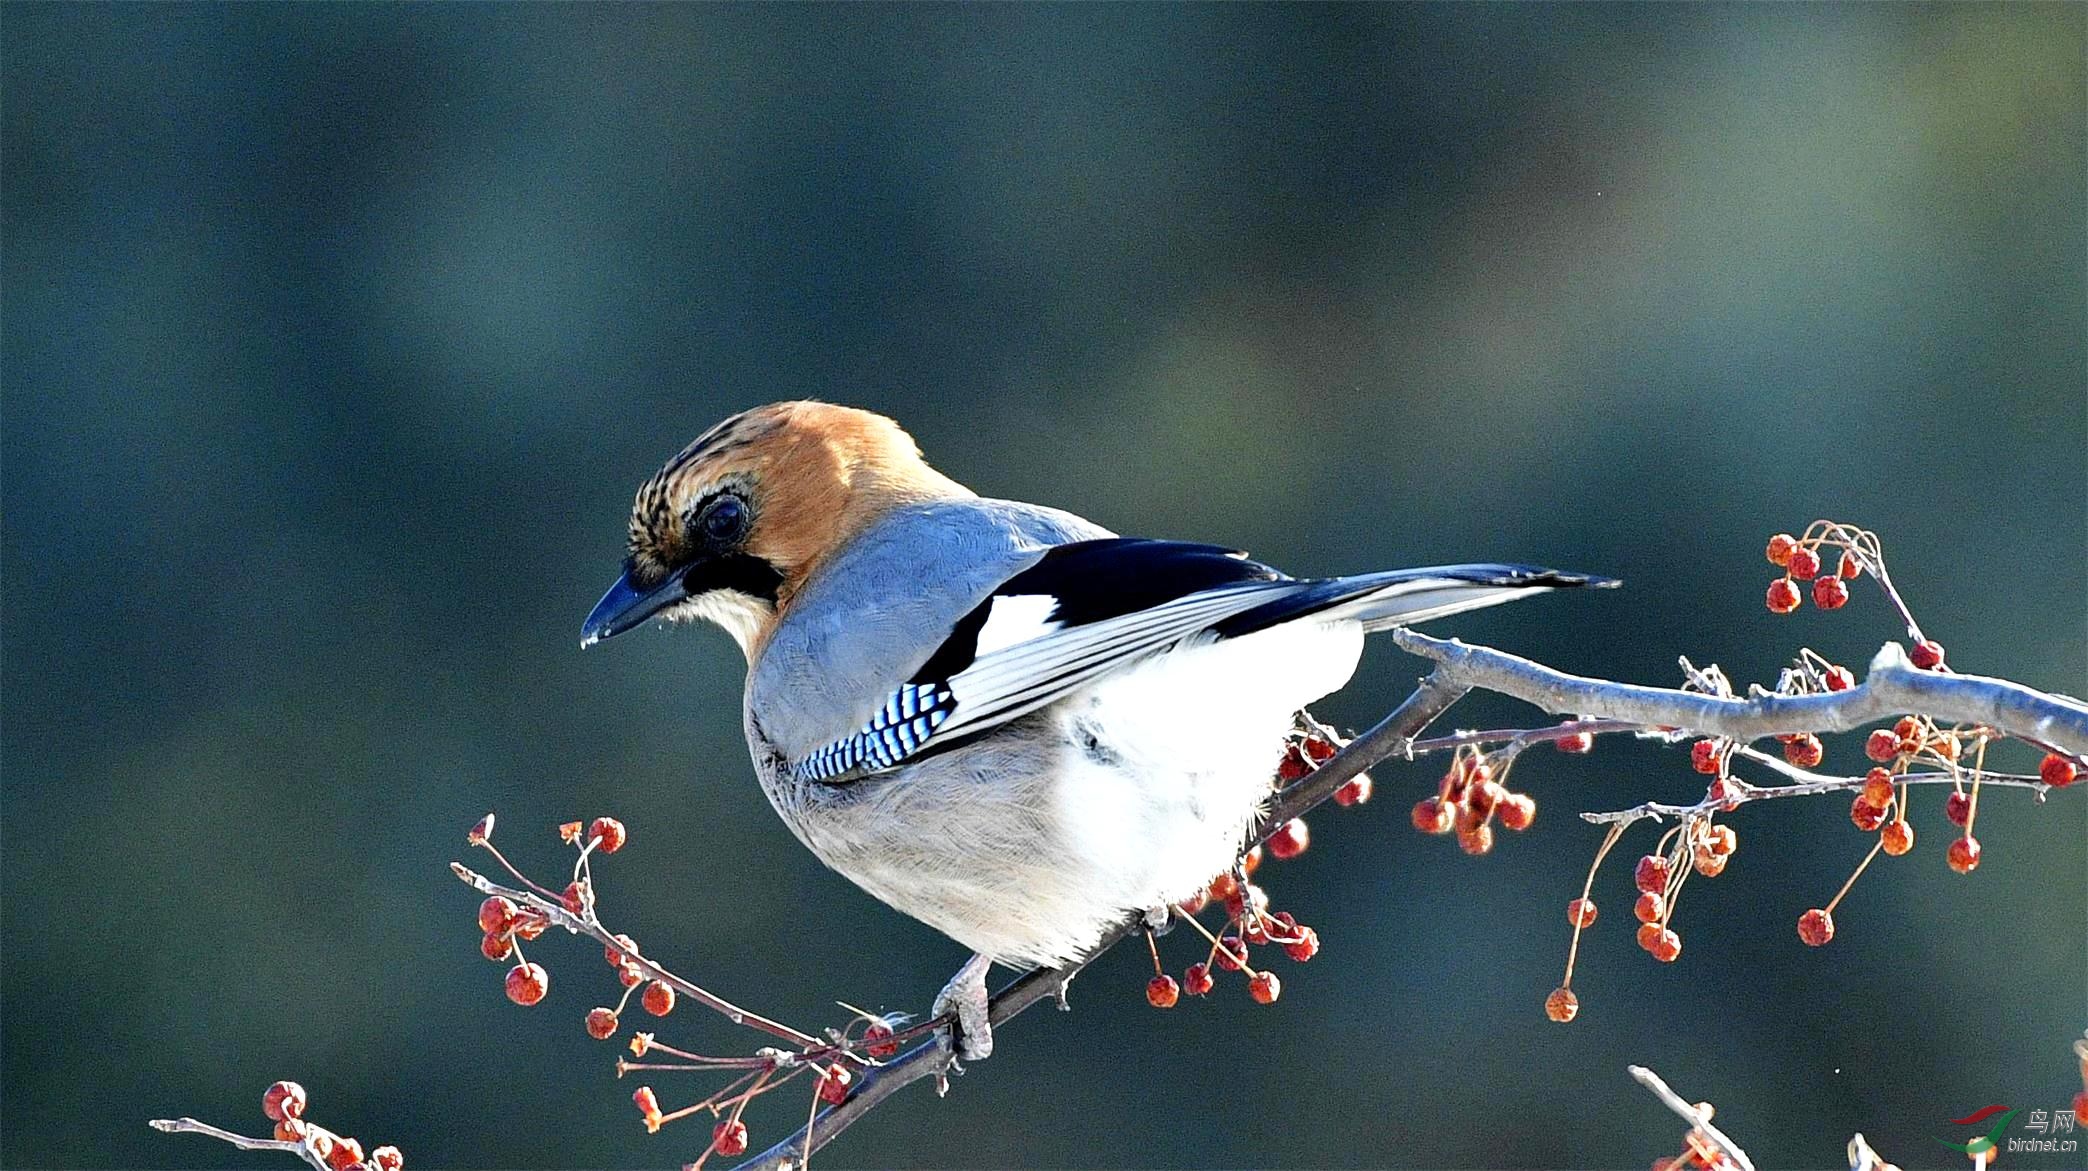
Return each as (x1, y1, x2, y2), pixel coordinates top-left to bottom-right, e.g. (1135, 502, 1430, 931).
(1824, 838, 1886, 916)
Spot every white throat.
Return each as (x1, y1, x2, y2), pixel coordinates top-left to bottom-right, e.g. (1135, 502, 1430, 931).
(663, 590, 775, 660)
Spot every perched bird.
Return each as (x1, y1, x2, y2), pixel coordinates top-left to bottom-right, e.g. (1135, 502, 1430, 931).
(583, 402, 1609, 1058)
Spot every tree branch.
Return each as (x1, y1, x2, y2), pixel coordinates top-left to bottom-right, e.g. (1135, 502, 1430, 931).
(1392, 632, 2088, 755)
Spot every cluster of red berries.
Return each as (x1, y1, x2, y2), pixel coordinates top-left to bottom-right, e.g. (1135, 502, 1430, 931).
(467, 815, 628, 1011)
(1276, 731, 1373, 807)
(1862, 717, 1982, 873)
(1763, 531, 1862, 614)
(1156, 853, 1318, 1010)
(1762, 528, 1948, 670)
(259, 1081, 403, 1171)
(1548, 821, 1737, 1022)
(1410, 750, 1536, 855)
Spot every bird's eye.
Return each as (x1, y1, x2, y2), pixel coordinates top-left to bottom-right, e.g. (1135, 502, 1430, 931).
(699, 494, 747, 543)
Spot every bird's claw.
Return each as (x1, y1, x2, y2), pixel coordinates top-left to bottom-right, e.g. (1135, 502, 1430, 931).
(932, 953, 993, 1063)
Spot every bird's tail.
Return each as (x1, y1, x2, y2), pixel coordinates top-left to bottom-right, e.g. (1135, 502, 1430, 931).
(1212, 563, 1617, 639)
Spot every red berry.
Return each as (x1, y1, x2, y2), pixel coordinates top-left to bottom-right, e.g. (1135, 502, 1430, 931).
(1146, 974, 1180, 1008)
(504, 962, 549, 1006)
(274, 1121, 305, 1143)
(1333, 775, 1373, 806)
(1945, 791, 1971, 827)
(1208, 872, 1239, 903)
(1837, 551, 1862, 578)
(588, 816, 627, 854)
(326, 1136, 364, 1171)
(586, 1007, 618, 1039)
(1850, 795, 1887, 832)
(1690, 739, 1722, 775)
(1215, 936, 1246, 972)
(1465, 779, 1502, 820)
(711, 1119, 748, 1158)
(1707, 776, 1739, 809)
(1303, 735, 1339, 762)
(617, 963, 642, 989)
(1861, 768, 1895, 809)
(1183, 962, 1215, 996)
(1283, 927, 1320, 963)
(604, 934, 638, 968)
(1556, 730, 1594, 754)
(1635, 922, 1662, 952)
(2040, 754, 2079, 787)
(369, 1146, 403, 1171)
(1783, 734, 1824, 768)
(1276, 746, 1311, 781)
(512, 910, 548, 940)
(1797, 908, 1834, 946)
(1648, 928, 1682, 963)
(1765, 533, 1798, 567)
(1704, 824, 1738, 856)
(1692, 849, 1729, 878)
(1634, 891, 1666, 924)
(1880, 820, 1913, 856)
(1544, 985, 1578, 1023)
(560, 881, 588, 917)
(1765, 578, 1801, 614)
(476, 896, 517, 936)
(1457, 824, 1494, 855)
(641, 981, 675, 1017)
(1246, 971, 1281, 1004)
(480, 932, 512, 962)
(1823, 665, 1856, 692)
(1787, 546, 1822, 580)
(1411, 797, 1453, 834)
(1266, 818, 1309, 860)
(1567, 898, 1598, 928)
(1947, 835, 1981, 873)
(1497, 793, 1536, 832)
(632, 1085, 661, 1121)
(862, 1021, 899, 1058)
(1910, 639, 1945, 670)
(263, 1081, 307, 1123)
(818, 1063, 853, 1104)
(1865, 729, 1901, 763)
(1812, 575, 1848, 610)
(1634, 854, 1671, 894)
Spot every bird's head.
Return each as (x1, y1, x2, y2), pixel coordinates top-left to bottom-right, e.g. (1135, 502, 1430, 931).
(581, 401, 969, 658)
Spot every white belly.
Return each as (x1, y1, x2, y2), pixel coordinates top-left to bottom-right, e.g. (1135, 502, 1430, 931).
(769, 619, 1366, 969)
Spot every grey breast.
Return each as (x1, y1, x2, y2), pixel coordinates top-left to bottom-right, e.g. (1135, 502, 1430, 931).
(747, 497, 1113, 762)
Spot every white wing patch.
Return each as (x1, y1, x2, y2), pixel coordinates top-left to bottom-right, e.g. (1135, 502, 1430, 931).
(971, 594, 1062, 656)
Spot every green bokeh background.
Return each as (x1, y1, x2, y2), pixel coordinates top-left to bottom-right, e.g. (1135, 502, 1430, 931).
(4, 4, 2083, 1168)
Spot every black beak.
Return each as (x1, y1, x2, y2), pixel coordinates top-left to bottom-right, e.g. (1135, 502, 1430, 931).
(580, 566, 689, 648)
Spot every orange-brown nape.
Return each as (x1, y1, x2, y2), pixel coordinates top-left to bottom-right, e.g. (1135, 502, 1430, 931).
(626, 402, 973, 624)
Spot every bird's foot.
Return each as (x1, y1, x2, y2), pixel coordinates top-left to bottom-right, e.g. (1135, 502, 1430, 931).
(933, 952, 994, 1065)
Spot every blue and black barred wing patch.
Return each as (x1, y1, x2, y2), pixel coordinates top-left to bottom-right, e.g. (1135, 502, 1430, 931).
(792, 681, 959, 783)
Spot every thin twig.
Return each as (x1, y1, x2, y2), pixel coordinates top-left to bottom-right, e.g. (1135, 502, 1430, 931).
(148, 1119, 330, 1171)
(1627, 1065, 1756, 1171)
(450, 862, 824, 1051)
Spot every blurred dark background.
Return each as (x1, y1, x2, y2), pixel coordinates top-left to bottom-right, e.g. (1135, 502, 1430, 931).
(5, 4, 2083, 1168)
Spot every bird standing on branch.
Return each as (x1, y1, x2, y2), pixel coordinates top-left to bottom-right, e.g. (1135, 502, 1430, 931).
(582, 402, 1610, 1060)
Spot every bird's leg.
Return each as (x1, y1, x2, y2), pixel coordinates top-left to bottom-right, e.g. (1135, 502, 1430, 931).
(932, 952, 994, 1064)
